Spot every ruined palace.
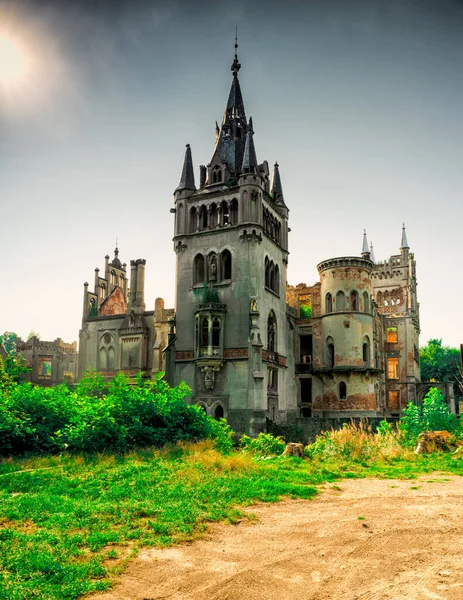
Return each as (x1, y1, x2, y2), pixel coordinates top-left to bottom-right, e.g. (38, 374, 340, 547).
(163, 45, 423, 434)
(78, 248, 173, 380)
(77, 44, 431, 435)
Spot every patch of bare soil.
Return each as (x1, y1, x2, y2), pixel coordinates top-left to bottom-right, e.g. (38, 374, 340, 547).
(90, 475, 463, 600)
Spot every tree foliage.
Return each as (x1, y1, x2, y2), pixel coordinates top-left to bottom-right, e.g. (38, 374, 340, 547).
(399, 387, 459, 445)
(0, 331, 18, 356)
(0, 371, 226, 456)
(420, 339, 461, 383)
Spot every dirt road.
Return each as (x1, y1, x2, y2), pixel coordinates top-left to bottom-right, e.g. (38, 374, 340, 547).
(90, 475, 463, 600)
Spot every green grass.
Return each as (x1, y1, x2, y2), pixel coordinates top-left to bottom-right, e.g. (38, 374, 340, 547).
(0, 442, 462, 600)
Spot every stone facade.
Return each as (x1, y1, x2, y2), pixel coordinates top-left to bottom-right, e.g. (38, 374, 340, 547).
(287, 232, 422, 419)
(78, 248, 173, 380)
(16, 336, 78, 386)
(164, 45, 425, 434)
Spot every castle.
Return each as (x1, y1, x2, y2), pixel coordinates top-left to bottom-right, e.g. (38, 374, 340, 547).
(77, 43, 430, 435)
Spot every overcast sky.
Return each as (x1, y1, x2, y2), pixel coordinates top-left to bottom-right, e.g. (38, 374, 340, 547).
(0, 0, 462, 347)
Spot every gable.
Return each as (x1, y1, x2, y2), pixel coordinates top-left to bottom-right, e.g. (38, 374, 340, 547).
(100, 286, 127, 316)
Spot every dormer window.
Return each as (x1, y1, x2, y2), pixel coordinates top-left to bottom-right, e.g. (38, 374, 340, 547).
(212, 166, 222, 184)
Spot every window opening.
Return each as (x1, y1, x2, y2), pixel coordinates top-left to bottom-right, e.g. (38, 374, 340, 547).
(339, 381, 347, 400)
(387, 357, 399, 379)
(387, 327, 398, 343)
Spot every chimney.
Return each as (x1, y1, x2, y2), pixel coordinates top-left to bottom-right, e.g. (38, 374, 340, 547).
(135, 259, 146, 313)
(199, 165, 206, 188)
(128, 260, 138, 312)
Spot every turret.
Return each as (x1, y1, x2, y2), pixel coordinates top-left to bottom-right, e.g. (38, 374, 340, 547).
(361, 230, 370, 259)
(175, 144, 196, 195)
(400, 223, 409, 261)
(271, 162, 288, 217)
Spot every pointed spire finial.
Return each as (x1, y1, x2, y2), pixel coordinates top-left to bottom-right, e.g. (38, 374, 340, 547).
(231, 27, 241, 76)
(401, 223, 409, 249)
(362, 229, 370, 258)
(241, 120, 258, 173)
(175, 143, 196, 192)
(370, 242, 376, 264)
(271, 162, 288, 212)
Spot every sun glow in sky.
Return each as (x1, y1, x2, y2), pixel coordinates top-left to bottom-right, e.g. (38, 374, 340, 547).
(0, 33, 28, 87)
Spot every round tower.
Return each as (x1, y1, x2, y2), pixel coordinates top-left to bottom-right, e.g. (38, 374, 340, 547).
(315, 256, 378, 416)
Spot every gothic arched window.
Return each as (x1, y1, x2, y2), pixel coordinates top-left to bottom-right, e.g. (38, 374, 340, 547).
(189, 207, 197, 233)
(200, 205, 208, 230)
(326, 336, 335, 368)
(108, 346, 115, 369)
(274, 264, 280, 295)
(200, 317, 209, 348)
(336, 291, 346, 311)
(265, 256, 270, 288)
(193, 254, 205, 285)
(212, 318, 221, 347)
(209, 203, 218, 229)
(363, 336, 370, 365)
(99, 347, 107, 370)
(325, 293, 332, 313)
(230, 198, 238, 225)
(363, 292, 369, 313)
(267, 312, 277, 353)
(221, 200, 229, 226)
(377, 291, 383, 306)
(212, 166, 222, 184)
(350, 290, 358, 311)
(214, 404, 224, 420)
(221, 250, 232, 280)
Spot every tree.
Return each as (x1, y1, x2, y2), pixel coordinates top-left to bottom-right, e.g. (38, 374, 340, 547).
(420, 339, 461, 382)
(27, 331, 40, 341)
(0, 331, 18, 356)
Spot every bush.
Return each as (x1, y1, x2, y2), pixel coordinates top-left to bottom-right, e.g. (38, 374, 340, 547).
(399, 387, 460, 446)
(0, 371, 218, 456)
(207, 418, 235, 453)
(239, 432, 286, 457)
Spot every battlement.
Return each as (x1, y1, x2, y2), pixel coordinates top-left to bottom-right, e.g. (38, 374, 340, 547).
(317, 256, 374, 273)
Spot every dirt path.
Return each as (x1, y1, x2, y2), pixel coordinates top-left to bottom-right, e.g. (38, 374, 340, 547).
(90, 475, 463, 600)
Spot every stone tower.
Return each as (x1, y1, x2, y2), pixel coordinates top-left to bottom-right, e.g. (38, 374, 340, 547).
(166, 41, 297, 434)
(370, 225, 421, 413)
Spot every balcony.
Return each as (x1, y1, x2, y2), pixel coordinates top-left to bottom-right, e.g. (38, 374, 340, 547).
(296, 354, 313, 374)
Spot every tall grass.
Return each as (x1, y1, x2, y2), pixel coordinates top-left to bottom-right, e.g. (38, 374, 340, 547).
(305, 421, 415, 463)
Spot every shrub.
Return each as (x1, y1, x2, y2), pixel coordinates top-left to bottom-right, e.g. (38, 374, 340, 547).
(0, 371, 215, 456)
(239, 432, 286, 457)
(399, 387, 460, 446)
(207, 418, 235, 453)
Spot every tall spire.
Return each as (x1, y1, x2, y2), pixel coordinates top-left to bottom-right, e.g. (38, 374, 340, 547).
(241, 119, 258, 172)
(231, 27, 241, 77)
(214, 32, 248, 174)
(400, 223, 409, 249)
(361, 229, 370, 258)
(271, 162, 287, 208)
(176, 144, 196, 192)
(370, 242, 376, 263)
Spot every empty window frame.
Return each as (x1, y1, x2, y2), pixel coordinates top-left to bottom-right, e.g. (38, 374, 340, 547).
(387, 357, 399, 379)
(336, 291, 346, 311)
(339, 381, 347, 400)
(194, 254, 205, 285)
(387, 327, 398, 343)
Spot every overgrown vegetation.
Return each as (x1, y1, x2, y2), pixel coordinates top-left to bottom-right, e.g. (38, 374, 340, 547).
(420, 338, 463, 401)
(0, 371, 228, 456)
(0, 383, 462, 599)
